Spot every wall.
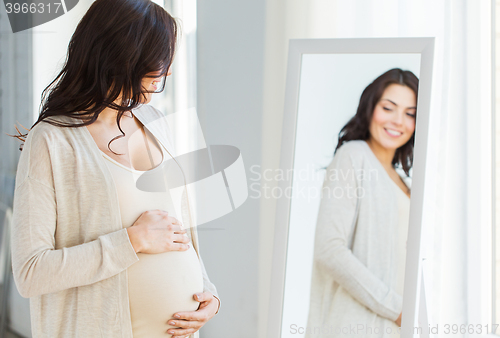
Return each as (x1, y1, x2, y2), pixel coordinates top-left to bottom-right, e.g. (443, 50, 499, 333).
(196, 0, 266, 336)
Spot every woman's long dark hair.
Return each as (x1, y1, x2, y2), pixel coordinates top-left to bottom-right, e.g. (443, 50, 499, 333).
(335, 68, 419, 176)
(10, 0, 179, 153)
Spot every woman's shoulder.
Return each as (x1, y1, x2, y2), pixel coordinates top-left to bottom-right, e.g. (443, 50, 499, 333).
(133, 104, 166, 124)
(15, 119, 68, 189)
(326, 140, 377, 175)
(335, 140, 371, 163)
(133, 104, 171, 133)
(24, 117, 70, 145)
(336, 140, 367, 153)
(133, 104, 174, 147)
(30, 114, 84, 135)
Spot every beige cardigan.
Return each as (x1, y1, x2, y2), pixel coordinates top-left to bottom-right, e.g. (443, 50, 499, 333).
(306, 140, 408, 338)
(11, 104, 219, 337)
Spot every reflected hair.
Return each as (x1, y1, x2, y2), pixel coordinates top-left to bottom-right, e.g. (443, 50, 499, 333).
(334, 68, 419, 176)
(9, 0, 179, 153)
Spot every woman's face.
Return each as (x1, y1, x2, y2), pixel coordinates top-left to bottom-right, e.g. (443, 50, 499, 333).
(368, 83, 416, 150)
(140, 67, 172, 104)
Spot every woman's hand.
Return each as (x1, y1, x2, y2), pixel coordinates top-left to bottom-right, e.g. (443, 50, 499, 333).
(395, 312, 402, 327)
(126, 210, 190, 254)
(166, 292, 220, 337)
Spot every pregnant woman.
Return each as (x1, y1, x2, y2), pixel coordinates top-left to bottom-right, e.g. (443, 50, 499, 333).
(306, 68, 418, 337)
(10, 1, 219, 337)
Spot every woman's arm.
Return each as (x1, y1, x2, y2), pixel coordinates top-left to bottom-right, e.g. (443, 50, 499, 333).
(199, 254, 220, 313)
(182, 191, 220, 314)
(313, 144, 402, 322)
(11, 176, 140, 298)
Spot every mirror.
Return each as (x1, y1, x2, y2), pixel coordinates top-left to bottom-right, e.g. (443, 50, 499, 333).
(268, 38, 435, 338)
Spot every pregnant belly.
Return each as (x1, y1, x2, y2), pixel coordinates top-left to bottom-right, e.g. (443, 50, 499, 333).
(127, 246, 204, 337)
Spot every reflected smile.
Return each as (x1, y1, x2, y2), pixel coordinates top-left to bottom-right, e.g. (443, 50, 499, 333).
(384, 128, 403, 137)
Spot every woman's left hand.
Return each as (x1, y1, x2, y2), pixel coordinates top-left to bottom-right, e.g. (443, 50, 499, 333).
(166, 292, 220, 337)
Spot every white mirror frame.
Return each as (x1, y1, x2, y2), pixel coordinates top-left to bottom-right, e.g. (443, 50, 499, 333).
(267, 37, 436, 338)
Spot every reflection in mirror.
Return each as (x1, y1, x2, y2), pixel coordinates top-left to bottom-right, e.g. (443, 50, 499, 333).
(496, 0, 500, 329)
(495, 0, 500, 332)
(281, 54, 420, 338)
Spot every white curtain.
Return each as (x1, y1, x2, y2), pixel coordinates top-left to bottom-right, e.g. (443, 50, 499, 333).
(260, 0, 493, 336)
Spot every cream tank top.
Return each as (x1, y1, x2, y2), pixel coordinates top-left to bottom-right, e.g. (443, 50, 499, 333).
(101, 133, 203, 337)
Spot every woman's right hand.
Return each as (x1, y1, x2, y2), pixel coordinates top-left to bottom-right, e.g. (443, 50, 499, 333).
(126, 210, 190, 254)
(395, 312, 402, 327)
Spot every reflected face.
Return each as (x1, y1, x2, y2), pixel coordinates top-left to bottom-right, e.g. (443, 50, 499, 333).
(140, 67, 172, 104)
(368, 84, 416, 150)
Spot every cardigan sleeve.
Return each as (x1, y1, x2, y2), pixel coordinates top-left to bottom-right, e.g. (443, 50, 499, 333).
(313, 143, 402, 322)
(181, 182, 221, 314)
(200, 255, 220, 314)
(156, 105, 221, 314)
(10, 125, 139, 299)
(11, 176, 139, 299)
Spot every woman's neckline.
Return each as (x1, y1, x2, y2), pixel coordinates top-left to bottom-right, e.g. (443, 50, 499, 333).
(80, 107, 166, 173)
(360, 140, 411, 200)
(99, 125, 166, 173)
(79, 104, 175, 164)
(99, 143, 165, 173)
